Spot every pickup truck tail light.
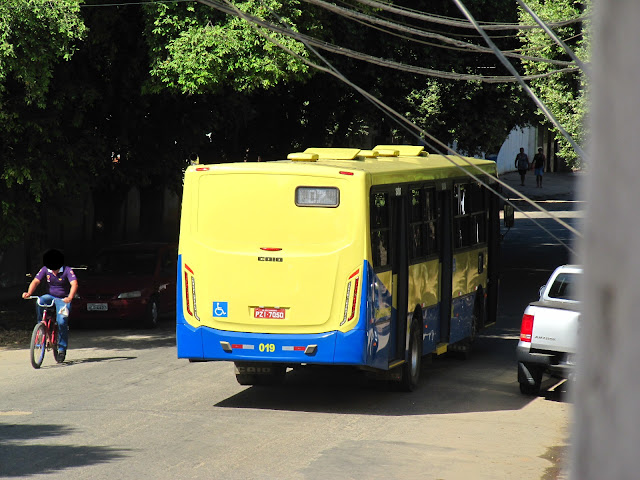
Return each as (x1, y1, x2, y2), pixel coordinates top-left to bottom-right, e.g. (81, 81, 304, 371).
(520, 314, 534, 342)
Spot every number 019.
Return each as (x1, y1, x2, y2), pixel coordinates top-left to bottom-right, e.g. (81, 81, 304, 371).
(259, 343, 275, 353)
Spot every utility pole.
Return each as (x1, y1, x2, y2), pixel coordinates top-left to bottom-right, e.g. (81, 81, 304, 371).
(572, 1, 640, 478)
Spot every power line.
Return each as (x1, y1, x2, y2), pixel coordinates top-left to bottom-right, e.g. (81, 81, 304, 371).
(303, 0, 576, 68)
(79, 0, 194, 7)
(516, 0, 588, 74)
(193, 0, 580, 83)
(331, 0, 510, 41)
(452, 0, 586, 161)
(353, 0, 587, 31)
(195, 0, 582, 253)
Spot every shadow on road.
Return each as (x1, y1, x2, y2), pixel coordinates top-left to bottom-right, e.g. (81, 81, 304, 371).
(68, 325, 176, 351)
(35, 356, 137, 368)
(0, 422, 130, 477)
(0, 325, 175, 351)
(213, 330, 564, 415)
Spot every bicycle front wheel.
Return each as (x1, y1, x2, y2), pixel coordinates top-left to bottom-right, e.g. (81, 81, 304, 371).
(30, 323, 47, 369)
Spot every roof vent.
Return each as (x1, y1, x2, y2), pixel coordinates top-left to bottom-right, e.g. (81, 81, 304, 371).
(374, 145, 425, 156)
(375, 149, 400, 157)
(357, 150, 379, 158)
(288, 152, 319, 162)
(304, 148, 361, 160)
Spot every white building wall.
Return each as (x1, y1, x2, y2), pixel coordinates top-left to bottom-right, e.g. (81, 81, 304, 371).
(495, 126, 538, 174)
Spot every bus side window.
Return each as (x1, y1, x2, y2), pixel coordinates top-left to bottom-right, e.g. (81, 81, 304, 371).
(408, 187, 440, 261)
(371, 192, 391, 268)
(469, 183, 487, 245)
(409, 188, 425, 259)
(425, 188, 439, 255)
(454, 183, 471, 249)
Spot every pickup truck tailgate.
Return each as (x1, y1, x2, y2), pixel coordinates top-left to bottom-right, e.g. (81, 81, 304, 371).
(528, 301, 580, 353)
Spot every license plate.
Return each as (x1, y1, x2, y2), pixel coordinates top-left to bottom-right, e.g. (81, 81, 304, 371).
(254, 307, 285, 319)
(87, 303, 108, 311)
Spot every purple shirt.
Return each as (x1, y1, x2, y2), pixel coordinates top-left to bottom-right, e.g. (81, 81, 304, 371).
(35, 266, 77, 298)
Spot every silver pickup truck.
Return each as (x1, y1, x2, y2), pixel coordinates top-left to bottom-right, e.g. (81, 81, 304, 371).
(516, 265, 582, 395)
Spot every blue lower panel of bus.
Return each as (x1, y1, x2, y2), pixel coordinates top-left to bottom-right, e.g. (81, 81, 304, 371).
(177, 323, 366, 365)
(176, 254, 478, 367)
(176, 257, 399, 369)
(450, 293, 476, 344)
(421, 304, 441, 354)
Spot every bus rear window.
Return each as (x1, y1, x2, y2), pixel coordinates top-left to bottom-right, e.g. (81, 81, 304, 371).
(295, 187, 339, 207)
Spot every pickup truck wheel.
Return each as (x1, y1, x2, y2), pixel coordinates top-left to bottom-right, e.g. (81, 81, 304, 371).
(519, 365, 543, 395)
(519, 381, 541, 395)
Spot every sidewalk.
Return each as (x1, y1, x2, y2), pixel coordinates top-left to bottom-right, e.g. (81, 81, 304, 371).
(499, 170, 582, 202)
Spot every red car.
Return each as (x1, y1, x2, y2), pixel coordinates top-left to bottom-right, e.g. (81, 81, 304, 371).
(70, 243, 177, 328)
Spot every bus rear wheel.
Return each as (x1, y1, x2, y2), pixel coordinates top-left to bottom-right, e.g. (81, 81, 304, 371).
(234, 362, 286, 386)
(399, 319, 422, 391)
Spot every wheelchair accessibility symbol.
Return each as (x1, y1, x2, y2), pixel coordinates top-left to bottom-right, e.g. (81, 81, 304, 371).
(213, 302, 228, 318)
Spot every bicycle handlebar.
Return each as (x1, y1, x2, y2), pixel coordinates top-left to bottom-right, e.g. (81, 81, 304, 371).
(24, 296, 56, 308)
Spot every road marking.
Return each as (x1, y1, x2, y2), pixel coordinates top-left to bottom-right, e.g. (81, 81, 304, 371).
(0, 411, 33, 416)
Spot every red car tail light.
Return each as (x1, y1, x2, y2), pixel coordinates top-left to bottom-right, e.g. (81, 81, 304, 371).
(520, 314, 534, 342)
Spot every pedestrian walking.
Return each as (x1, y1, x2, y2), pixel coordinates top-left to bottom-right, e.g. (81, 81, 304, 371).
(515, 147, 529, 186)
(533, 148, 546, 188)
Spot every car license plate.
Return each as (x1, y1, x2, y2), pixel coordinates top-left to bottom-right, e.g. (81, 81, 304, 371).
(87, 303, 108, 311)
(254, 307, 285, 319)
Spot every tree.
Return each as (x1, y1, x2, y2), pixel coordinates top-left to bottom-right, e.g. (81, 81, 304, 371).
(517, 0, 590, 169)
(0, 0, 86, 248)
(143, 0, 311, 95)
(0, 0, 542, 255)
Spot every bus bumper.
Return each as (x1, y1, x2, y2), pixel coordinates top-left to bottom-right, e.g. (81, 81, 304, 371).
(177, 322, 367, 365)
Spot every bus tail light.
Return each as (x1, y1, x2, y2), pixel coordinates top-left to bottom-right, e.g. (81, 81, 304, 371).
(184, 271, 192, 316)
(184, 264, 200, 321)
(520, 314, 534, 342)
(341, 269, 360, 326)
(348, 278, 359, 322)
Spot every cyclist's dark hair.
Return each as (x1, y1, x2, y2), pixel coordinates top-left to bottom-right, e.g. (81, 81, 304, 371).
(43, 249, 64, 270)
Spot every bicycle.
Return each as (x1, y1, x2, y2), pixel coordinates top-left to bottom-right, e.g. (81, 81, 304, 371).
(27, 296, 65, 369)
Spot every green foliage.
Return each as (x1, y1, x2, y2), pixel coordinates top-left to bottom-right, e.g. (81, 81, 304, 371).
(369, 0, 535, 155)
(144, 1, 310, 94)
(404, 81, 530, 155)
(517, 0, 590, 169)
(0, 0, 86, 105)
(0, 0, 86, 248)
(0, 0, 548, 254)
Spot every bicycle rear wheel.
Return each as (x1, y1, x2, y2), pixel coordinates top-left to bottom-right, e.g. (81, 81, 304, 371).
(30, 323, 47, 369)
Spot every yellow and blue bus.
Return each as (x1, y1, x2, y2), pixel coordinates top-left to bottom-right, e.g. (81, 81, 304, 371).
(176, 145, 500, 389)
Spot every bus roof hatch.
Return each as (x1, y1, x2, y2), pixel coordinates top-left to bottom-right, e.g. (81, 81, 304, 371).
(375, 145, 425, 156)
(288, 152, 319, 162)
(304, 148, 361, 160)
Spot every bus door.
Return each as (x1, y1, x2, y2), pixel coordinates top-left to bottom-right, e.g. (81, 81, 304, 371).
(391, 186, 409, 361)
(438, 187, 453, 343)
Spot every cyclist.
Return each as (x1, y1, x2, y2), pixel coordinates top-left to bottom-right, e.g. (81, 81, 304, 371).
(22, 249, 78, 362)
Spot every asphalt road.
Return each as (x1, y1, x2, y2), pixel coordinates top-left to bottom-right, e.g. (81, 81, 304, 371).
(0, 197, 581, 480)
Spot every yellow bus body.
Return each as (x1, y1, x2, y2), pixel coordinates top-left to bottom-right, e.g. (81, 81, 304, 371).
(177, 147, 499, 369)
